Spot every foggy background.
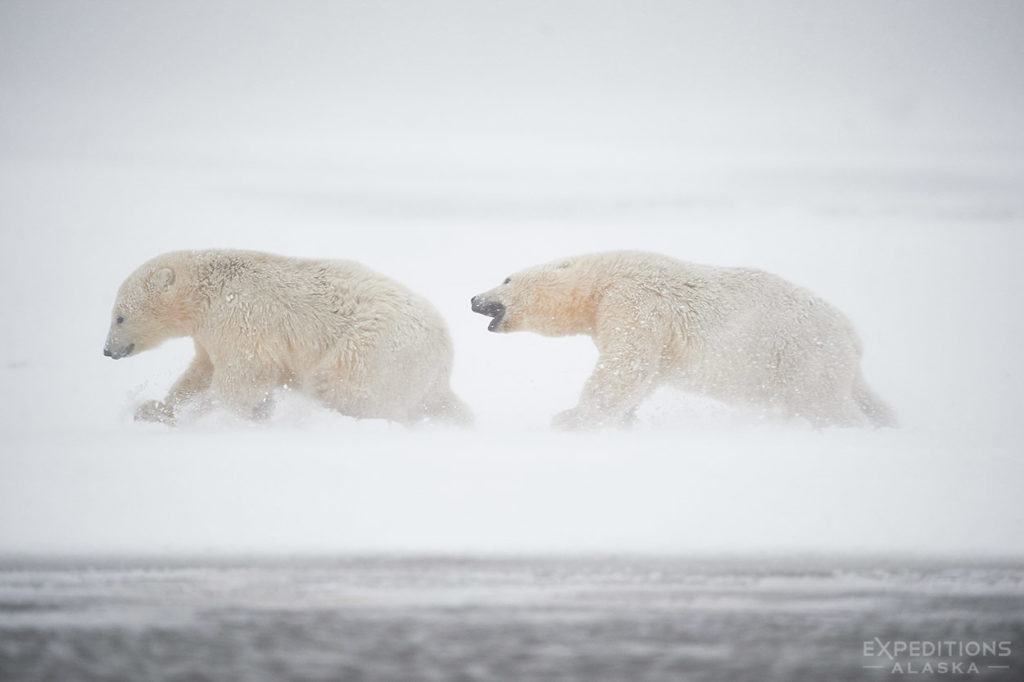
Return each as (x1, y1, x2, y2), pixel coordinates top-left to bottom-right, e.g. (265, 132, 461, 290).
(1, 0, 1023, 558)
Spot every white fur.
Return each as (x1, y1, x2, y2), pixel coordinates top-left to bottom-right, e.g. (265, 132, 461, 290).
(105, 250, 471, 425)
(473, 250, 895, 429)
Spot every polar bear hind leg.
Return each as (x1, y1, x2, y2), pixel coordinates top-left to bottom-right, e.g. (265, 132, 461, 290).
(412, 384, 474, 426)
(853, 372, 898, 427)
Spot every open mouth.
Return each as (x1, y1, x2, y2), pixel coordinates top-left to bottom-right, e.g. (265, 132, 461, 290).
(486, 310, 504, 332)
(471, 297, 506, 332)
(104, 342, 135, 360)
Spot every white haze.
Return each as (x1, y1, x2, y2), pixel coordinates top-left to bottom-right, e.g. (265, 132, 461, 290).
(0, 1, 1022, 558)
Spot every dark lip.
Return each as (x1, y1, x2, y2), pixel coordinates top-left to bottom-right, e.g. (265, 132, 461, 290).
(487, 310, 504, 332)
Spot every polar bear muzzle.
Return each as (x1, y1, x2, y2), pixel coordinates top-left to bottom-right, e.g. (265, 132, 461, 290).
(103, 342, 135, 359)
(470, 296, 506, 332)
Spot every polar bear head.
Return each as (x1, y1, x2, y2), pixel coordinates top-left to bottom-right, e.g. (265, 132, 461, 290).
(471, 256, 596, 336)
(103, 253, 192, 359)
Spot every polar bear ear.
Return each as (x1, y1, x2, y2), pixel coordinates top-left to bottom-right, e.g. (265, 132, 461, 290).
(147, 267, 175, 291)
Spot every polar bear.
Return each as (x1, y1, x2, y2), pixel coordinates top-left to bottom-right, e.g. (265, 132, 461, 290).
(471, 250, 895, 429)
(104, 249, 472, 426)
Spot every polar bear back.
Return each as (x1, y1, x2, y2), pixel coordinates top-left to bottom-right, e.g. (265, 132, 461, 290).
(195, 253, 445, 361)
(661, 264, 856, 400)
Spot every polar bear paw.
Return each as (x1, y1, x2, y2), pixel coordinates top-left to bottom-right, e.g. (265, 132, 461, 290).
(552, 408, 590, 430)
(553, 407, 637, 430)
(135, 399, 176, 425)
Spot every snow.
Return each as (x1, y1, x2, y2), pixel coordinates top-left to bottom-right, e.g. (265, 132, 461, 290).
(1, 0, 1023, 560)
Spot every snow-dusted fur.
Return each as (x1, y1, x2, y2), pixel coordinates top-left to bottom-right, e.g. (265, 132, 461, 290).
(104, 250, 472, 426)
(472, 251, 895, 429)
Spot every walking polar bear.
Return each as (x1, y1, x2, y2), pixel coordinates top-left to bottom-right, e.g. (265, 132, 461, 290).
(472, 250, 895, 429)
(104, 250, 471, 426)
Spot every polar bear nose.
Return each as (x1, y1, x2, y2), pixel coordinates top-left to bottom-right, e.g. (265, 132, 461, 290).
(471, 296, 505, 318)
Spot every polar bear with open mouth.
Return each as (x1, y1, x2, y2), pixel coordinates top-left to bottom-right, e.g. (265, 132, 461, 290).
(472, 250, 894, 429)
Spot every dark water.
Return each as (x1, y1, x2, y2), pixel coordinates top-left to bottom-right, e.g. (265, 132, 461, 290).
(0, 556, 1021, 681)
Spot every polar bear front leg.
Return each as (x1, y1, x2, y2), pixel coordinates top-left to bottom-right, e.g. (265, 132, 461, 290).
(554, 340, 662, 430)
(135, 348, 214, 424)
(553, 291, 670, 430)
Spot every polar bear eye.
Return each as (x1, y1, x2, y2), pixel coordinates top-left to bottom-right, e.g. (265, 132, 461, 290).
(116, 316, 124, 324)
(503, 277, 511, 285)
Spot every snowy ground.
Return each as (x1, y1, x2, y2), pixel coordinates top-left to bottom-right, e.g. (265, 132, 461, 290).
(0, 153, 1022, 558)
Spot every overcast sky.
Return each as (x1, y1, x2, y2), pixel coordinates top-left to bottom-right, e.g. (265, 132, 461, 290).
(2, 0, 1023, 168)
